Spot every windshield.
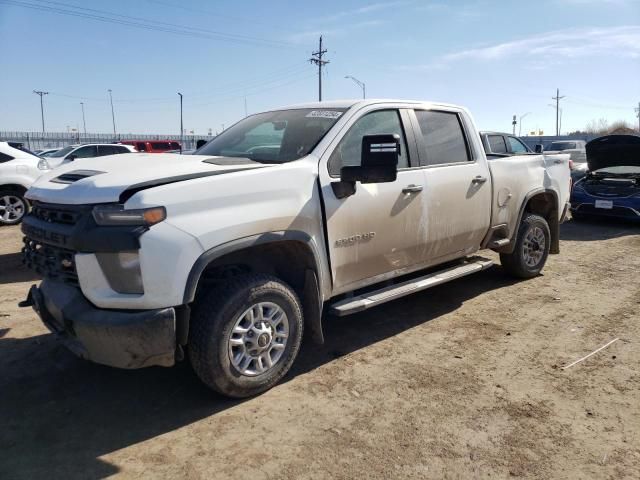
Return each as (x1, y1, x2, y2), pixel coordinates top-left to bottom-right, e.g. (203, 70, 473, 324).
(196, 108, 347, 163)
(546, 142, 576, 151)
(49, 146, 75, 158)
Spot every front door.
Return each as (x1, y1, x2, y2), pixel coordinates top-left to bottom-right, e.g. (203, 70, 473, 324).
(319, 108, 427, 294)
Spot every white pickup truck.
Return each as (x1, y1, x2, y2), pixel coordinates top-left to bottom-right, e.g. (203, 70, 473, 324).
(21, 100, 570, 398)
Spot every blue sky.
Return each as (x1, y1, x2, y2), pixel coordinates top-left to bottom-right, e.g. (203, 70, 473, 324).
(0, 0, 638, 135)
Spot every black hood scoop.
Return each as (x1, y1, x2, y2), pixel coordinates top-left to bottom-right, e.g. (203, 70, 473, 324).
(51, 170, 106, 184)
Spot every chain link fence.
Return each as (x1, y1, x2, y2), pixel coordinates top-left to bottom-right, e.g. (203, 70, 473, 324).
(0, 131, 213, 151)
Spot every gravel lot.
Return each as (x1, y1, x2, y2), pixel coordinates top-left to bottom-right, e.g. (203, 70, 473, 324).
(1, 219, 639, 479)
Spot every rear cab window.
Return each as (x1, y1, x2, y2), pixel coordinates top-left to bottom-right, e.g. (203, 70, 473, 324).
(488, 135, 508, 154)
(413, 110, 471, 166)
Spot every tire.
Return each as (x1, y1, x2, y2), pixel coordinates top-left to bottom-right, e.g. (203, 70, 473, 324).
(188, 274, 304, 398)
(500, 214, 550, 279)
(0, 189, 29, 226)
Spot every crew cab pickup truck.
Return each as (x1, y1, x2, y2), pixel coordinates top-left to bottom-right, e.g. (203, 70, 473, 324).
(479, 131, 533, 158)
(20, 100, 570, 398)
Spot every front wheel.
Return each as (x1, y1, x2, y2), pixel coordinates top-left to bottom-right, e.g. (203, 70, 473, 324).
(500, 213, 550, 279)
(0, 190, 28, 225)
(188, 274, 303, 398)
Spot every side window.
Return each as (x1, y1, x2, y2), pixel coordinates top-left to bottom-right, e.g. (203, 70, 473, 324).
(137, 142, 146, 151)
(0, 152, 14, 163)
(71, 145, 97, 159)
(414, 110, 470, 166)
(116, 146, 130, 154)
(98, 145, 115, 156)
(328, 110, 409, 176)
(488, 135, 507, 154)
(508, 137, 529, 154)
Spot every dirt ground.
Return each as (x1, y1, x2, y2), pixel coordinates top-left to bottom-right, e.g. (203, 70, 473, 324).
(1, 219, 639, 479)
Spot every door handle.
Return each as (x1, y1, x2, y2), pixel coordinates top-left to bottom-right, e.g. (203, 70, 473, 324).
(472, 176, 488, 184)
(402, 184, 423, 194)
(553, 159, 564, 164)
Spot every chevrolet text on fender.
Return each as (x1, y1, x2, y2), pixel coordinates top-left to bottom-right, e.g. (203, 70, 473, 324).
(20, 99, 571, 398)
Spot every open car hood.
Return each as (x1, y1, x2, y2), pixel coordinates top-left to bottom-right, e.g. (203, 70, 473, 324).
(586, 135, 640, 172)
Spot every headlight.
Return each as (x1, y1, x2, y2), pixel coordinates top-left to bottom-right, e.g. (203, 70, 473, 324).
(96, 251, 143, 294)
(92, 205, 166, 226)
(37, 159, 51, 170)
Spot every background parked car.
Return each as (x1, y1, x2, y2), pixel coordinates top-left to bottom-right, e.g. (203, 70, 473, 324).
(38, 148, 62, 157)
(45, 143, 136, 168)
(570, 135, 640, 222)
(120, 140, 181, 153)
(479, 131, 533, 158)
(0, 141, 50, 225)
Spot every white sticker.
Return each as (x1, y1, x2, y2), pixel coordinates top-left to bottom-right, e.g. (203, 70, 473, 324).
(305, 110, 343, 119)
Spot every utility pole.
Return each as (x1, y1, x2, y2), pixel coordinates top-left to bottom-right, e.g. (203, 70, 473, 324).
(33, 90, 48, 132)
(309, 35, 329, 102)
(80, 102, 87, 136)
(512, 115, 517, 135)
(108, 89, 116, 139)
(178, 92, 183, 153)
(635, 102, 640, 132)
(244, 96, 248, 117)
(552, 88, 565, 136)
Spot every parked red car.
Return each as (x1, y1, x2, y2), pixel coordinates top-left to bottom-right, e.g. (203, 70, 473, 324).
(120, 140, 181, 153)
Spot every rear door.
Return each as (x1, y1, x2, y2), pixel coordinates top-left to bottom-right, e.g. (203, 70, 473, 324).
(409, 109, 492, 262)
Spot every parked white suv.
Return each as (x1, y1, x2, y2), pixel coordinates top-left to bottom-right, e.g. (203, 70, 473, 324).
(21, 100, 571, 397)
(45, 143, 136, 168)
(0, 142, 50, 225)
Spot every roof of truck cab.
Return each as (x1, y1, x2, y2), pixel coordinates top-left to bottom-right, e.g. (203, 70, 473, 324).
(274, 99, 462, 110)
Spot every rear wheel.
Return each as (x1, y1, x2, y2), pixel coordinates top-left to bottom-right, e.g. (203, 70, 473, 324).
(188, 274, 303, 398)
(500, 214, 550, 279)
(0, 190, 28, 225)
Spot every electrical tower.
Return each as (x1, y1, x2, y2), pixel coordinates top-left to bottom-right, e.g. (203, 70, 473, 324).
(33, 90, 48, 132)
(309, 36, 329, 102)
(552, 88, 565, 136)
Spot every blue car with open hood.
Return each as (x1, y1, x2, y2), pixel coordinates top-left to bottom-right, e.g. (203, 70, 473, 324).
(570, 135, 640, 222)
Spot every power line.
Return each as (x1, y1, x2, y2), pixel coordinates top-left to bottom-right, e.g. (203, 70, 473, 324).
(1, 0, 295, 48)
(309, 36, 329, 102)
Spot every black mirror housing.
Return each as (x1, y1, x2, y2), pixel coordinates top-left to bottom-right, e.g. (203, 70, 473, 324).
(67, 154, 77, 161)
(340, 134, 400, 184)
(534, 144, 543, 153)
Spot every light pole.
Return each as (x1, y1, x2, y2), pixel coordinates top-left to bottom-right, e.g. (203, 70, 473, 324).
(80, 102, 87, 136)
(33, 90, 48, 132)
(108, 89, 116, 139)
(178, 92, 183, 153)
(345, 75, 365, 99)
(518, 112, 531, 136)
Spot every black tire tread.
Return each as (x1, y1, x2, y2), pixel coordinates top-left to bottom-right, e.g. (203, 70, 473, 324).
(188, 273, 303, 398)
(500, 213, 550, 279)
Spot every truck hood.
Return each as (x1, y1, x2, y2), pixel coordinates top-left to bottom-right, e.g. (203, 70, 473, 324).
(26, 153, 269, 204)
(586, 135, 640, 172)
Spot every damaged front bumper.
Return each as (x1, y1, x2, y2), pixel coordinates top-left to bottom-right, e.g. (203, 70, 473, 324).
(23, 279, 176, 369)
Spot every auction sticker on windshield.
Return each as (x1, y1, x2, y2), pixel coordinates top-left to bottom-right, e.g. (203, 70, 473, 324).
(595, 200, 613, 209)
(305, 110, 343, 119)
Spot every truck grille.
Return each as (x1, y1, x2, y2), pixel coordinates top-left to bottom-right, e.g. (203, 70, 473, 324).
(30, 202, 85, 225)
(22, 237, 79, 285)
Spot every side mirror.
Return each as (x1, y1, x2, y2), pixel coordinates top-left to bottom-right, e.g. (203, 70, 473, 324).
(66, 154, 77, 161)
(340, 134, 400, 184)
(534, 144, 543, 153)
